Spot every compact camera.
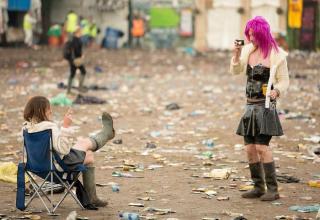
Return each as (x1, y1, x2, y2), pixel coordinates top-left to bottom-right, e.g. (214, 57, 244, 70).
(235, 39, 244, 46)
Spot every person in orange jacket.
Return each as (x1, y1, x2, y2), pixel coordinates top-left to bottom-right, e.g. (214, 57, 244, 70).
(131, 13, 145, 48)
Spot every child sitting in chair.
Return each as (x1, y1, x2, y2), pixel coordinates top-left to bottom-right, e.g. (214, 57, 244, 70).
(23, 96, 114, 207)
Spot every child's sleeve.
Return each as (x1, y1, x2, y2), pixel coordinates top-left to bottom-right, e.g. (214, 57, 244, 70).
(50, 125, 73, 156)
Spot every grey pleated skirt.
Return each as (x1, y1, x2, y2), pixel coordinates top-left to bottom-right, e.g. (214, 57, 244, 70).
(236, 102, 283, 137)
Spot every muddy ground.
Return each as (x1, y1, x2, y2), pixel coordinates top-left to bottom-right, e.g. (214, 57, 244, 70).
(0, 47, 319, 220)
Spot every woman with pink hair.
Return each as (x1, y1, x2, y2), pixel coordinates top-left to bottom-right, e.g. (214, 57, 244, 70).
(230, 16, 289, 201)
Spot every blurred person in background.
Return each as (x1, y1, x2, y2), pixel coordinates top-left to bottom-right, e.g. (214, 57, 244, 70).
(23, 11, 36, 48)
(131, 12, 145, 48)
(64, 26, 87, 94)
(88, 16, 98, 47)
(64, 10, 78, 40)
(80, 15, 90, 47)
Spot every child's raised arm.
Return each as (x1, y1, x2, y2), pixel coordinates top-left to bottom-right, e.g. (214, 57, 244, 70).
(62, 108, 73, 128)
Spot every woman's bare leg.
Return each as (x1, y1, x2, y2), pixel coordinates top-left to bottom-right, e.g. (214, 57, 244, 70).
(255, 144, 273, 163)
(246, 144, 260, 163)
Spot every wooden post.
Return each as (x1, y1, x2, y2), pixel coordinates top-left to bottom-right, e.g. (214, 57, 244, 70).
(316, 0, 320, 49)
(193, 0, 212, 52)
(40, 0, 51, 44)
(128, 0, 133, 48)
(240, 0, 251, 39)
(279, 0, 287, 34)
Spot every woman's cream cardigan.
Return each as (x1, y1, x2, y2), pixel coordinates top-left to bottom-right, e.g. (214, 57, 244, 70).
(229, 43, 289, 108)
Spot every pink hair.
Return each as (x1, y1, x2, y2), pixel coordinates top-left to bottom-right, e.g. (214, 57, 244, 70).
(244, 16, 279, 58)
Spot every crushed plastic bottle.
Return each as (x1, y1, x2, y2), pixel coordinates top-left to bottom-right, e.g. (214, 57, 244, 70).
(202, 139, 214, 148)
(316, 207, 320, 220)
(111, 184, 120, 192)
(201, 151, 213, 158)
(308, 180, 320, 188)
(66, 211, 77, 220)
(119, 212, 140, 220)
(50, 93, 73, 106)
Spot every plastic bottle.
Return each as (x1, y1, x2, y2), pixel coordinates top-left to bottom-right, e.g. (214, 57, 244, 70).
(316, 207, 320, 220)
(119, 212, 140, 220)
(111, 184, 120, 192)
(308, 180, 320, 188)
(202, 139, 214, 148)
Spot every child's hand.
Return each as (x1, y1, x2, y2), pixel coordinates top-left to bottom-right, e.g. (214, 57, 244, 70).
(63, 108, 73, 128)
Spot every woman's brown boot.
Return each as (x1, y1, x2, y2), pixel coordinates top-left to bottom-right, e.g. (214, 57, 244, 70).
(260, 162, 280, 201)
(242, 162, 265, 198)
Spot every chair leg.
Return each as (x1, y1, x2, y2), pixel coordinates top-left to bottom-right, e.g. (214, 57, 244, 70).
(25, 171, 84, 214)
(27, 178, 52, 213)
(27, 172, 60, 214)
(52, 172, 84, 212)
(25, 174, 40, 207)
(25, 172, 53, 208)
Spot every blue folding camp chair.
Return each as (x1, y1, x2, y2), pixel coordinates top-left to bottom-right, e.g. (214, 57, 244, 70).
(16, 129, 87, 214)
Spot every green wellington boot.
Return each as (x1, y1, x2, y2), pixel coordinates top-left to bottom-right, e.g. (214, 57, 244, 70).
(82, 166, 108, 207)
(90, 112, 115, 151)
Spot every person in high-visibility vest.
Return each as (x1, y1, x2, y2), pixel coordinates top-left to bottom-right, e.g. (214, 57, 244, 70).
(65, 10, 78, 40)
(23, 11, 36, 47)
(90, 24, 97, 39)
(80, 16, 90, 46)
(131, 13, 145, 48)
(88, 16, 98, 46)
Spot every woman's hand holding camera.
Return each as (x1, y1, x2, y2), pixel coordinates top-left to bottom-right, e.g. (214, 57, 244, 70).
(233, 40, 244, 63)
